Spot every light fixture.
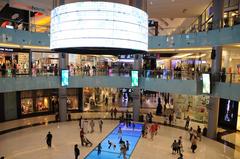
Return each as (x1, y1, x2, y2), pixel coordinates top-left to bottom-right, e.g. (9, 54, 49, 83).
(0, 43, 20, 48)
(22, 45, 50, 50)
(50, 1, 148, 53)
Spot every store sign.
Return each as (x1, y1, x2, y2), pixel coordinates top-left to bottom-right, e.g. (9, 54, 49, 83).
(50, 2, 148, 52)
(0, 47, 29, 53)
(0, 47, 14, 52)
(131, 70, 139, 87)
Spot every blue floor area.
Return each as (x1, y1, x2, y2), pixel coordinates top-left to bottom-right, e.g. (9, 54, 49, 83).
(84, 123, 143, 159)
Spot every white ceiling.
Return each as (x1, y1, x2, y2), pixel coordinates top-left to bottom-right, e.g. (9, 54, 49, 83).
(147, 0, 212, 18)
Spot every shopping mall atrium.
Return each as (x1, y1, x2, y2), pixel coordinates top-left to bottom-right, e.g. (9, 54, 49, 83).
(0, 0, 240, 158)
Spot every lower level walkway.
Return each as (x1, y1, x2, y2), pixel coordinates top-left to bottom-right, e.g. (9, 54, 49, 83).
(0, 120, 239, 159)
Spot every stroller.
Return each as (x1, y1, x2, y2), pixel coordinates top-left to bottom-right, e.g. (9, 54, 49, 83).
(82, 136, 93, 147)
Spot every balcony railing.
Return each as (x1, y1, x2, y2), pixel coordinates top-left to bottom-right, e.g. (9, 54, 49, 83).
(0, 67, 239, 84)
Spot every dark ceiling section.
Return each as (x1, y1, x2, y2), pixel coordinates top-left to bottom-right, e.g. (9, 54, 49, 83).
(0, 3, 29, 26)
(158, 53, 177, 58)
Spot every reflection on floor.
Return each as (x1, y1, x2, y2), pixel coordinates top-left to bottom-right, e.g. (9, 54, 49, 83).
(0, 120, 239, 159)
(85, 123, 142, 159)
(222, 131, 240, 148)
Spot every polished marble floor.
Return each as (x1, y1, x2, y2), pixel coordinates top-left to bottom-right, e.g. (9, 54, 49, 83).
(0, 120, 239, 159)
(222, 131, 240, 148)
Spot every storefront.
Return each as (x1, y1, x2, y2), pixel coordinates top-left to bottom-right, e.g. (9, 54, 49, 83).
(83, 87, 119, 111)
(19, 88, 81, 117)
(171, 94, 209, 123)
(0, 47, 30, 76)
(31, 52, 59, 75)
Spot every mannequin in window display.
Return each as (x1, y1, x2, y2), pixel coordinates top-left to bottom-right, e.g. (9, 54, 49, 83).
(67, 98, 72, 109)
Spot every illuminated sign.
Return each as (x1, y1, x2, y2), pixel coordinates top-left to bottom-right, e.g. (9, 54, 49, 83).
(50, 2, 148, 52)
(61, 69, 69, 87)
(131, 70, 139, 87)
(202, 73, 211, 94)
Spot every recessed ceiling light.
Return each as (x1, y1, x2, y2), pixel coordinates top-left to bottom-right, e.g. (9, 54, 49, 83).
(150, 1, 153, 5)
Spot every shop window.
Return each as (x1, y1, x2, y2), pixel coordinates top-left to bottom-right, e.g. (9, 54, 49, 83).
(35, 97, 49, 112)
(21, 98, 33, 114)
(67, 96, 78, 110)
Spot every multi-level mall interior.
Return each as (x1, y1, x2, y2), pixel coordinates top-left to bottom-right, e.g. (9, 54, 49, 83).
(0, 0, 240, 159)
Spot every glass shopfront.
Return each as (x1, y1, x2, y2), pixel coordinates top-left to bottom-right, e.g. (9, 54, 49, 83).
(20, 89, 80, 116)
(0, 47, 30, 76)
(67, 89, 79, 110)
(83, 87, 119, 111)
(32, 52, 59, 75)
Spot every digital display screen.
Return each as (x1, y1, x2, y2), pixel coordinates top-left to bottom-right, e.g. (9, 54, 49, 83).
(61, 69, 69, 86)
(50, 2, 148, 52)
(218, 99, 238, 130)
(131, 70, 138, 87)
(202, 73, 210, 94)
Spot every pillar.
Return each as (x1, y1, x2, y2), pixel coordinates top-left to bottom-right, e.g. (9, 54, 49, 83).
(198, 15, 202, 32)
(0, 93, 4, 121)
(58, 53, 68, 121)
(29, 50, 32, 75)
(78, 88, 84, 112)
(132, 54, 142, 121)
(207, 0, 224, 139)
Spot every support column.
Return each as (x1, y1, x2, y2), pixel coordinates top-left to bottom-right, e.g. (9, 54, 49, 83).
(78, 88, 84, 112)
(132, 54, 142, 121)
(198, 15, 202, 32)
(58, 52, 68, 121)
(207, 97, 220, 138)
(207, 0, 224, 139)
(29, 50, 32, 76)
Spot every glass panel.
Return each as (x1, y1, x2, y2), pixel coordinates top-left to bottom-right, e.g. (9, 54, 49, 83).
(21, 98, 33, 114)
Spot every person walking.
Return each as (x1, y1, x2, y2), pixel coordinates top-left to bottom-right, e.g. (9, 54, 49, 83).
(46, 131, 53, 148)
(110, 108, 114, 119)
(126, 140, 130, 151)
(99, 119, 103, 133)
(74, 144, 80, 159)
(178, 136, 183, 154)
(171, 140, 178, 154)
(79, 116, 82, 129)
(197, 125, 202, 141)
(185, 116, 190, 130)
(90, 120, 95, 133)
(113, 108, 117, 119)
(169, 113, 173, 126)
(118, 127, 122, 139)
(191, 136, 197, 153)
(189, 127, 194, 141)
(97, 143, 102, 155)
(80, 128, 85, 146)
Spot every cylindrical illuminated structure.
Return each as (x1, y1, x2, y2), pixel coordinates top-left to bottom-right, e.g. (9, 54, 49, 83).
(50, 1, 148, 54)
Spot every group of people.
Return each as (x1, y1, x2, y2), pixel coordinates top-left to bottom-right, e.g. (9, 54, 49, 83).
(110, 107, 118, 119)
(44, 116, 105, 159)
(142, 122, 160, 140)
(0, 62, 17, 77)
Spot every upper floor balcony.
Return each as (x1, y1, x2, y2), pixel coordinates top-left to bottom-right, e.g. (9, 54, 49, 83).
(0, 68, 239, 101)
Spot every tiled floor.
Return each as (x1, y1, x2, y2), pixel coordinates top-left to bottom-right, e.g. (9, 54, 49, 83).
(0, 120, 239, 159)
